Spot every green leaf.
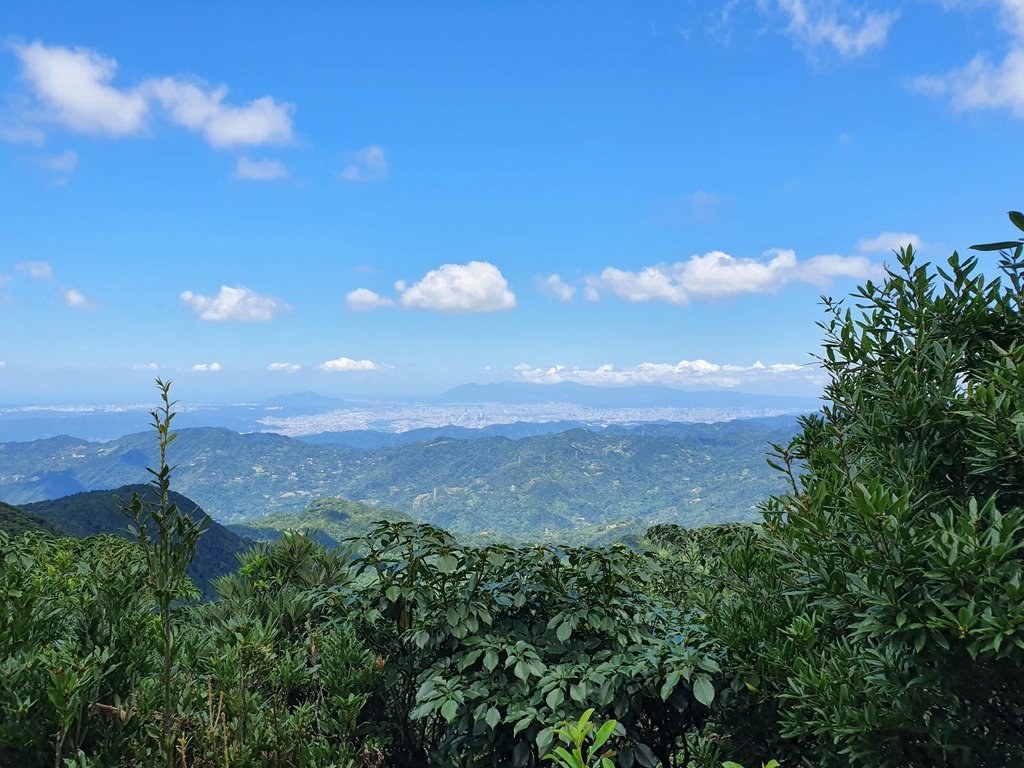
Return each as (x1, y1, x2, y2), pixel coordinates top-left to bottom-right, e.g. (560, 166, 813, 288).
(546, 688, 564, 710)
(1009, 210, 1024, 232)
(513, 715, 534, 736)
(485, 706, 501, 729)
(440, 699, 459, 723)
(556, 621, 572, 642)
(437, 554, 459, 574)
(634, 743, 657, 768)
(697, 657, 721, 674)
(536, 727, 555, 753)
(551, 746, 576, 766)
(970, 241, 1023, 251)
(660, 670, 681, 701)
(513, 743, 532, 767)
(592, 719, 617, 752)
(693, 674, 715, 706)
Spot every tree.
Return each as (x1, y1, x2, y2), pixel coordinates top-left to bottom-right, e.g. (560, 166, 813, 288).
(711, 214, 1024, 766)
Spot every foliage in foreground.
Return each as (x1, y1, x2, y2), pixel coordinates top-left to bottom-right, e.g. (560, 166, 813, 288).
(699, 221, 1024, 766)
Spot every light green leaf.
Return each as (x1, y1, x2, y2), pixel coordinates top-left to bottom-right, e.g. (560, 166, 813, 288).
(693, 674, 715, 707)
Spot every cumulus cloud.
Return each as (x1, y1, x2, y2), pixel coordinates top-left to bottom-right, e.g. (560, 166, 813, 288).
(583, 249, 879, 305)
(398, 261, 516, 313)
(15, 260, 53, 280)
(143, 77, 294, 148)
(267, 362, 301, 373)
(319, 356, 381, 372)
(345, 287, 394, 311)
(133, 362, 162, 371)
(537, 273, 576, 302)
(514, 359, 821, 389)
(13, 41, 149, 136)
(235, 156, 288, 180)
(340, 145, 389, 182)
(11, 41, 296, 147)
(345, 262, 516, 313)
(192, 362, 222, 372)
(180, 285, 289, 322)
(858, 232, 923, 253)
(63, 288, 96, 309)
(912, 1, 1024, 117)
(774, 0, 897, 57)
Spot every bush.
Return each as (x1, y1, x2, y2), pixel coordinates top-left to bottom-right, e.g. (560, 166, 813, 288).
(707, 222, 1024, 766)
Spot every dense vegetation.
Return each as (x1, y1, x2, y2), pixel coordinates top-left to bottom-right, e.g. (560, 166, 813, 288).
(1, 216, 1023, 767)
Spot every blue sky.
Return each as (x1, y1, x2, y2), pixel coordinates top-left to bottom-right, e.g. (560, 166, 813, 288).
(1, 1, 1022, 404)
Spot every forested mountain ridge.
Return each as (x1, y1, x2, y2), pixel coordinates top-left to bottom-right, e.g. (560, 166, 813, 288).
(16, 485, 251, 597)
(0, 499, 62, 537)
(0, 418, 796, 538)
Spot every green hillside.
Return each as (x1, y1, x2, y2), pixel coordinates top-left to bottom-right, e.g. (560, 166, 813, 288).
(336, 423, 793, 538)
(230, 496, 413, 546)
(0, 499, 63, 537)
(20, 485, 250, 597)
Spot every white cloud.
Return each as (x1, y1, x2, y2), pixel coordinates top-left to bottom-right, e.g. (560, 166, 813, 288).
(537, 273, 576, 302)
(858, 232, 923, 253)
(319, 356, 381, 372)
(914, 50, 1024, 117)
(912, 1, 1024, 117)
(133, 362, 161, 371)
(40, 150, 79, 174)
(514, 359, 822, 389)
(235, 156, 288, 180)
(180, 285, 289, 321)
(13, 41, 149, 136)
(191, 362, 222, 372)
(11, 41, 296, 147)
(340, 145, 389, 182)
(584, 249, 879, 305)
(143, 77, 294, 148)
(0, 123, 46, 145)
(267, 362, 301, 373)
(345, 287, 394, 311)
(775, 0, 897, 57)
(63, 288, 97, 309)
(398, 261, 516, 313)
(15, 260, 53, 280)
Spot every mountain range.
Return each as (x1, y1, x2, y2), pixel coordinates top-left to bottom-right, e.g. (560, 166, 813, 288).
(0, 416, 797, 539)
